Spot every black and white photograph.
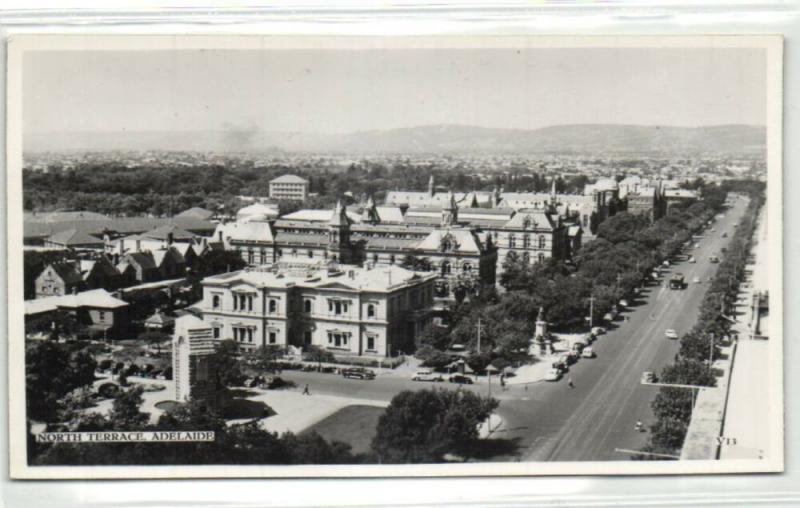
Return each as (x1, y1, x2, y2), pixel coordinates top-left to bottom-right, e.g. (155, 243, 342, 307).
(6, 35, 783, 478)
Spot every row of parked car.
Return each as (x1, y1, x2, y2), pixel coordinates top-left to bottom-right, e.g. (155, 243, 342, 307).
(545, 326, 606, 382)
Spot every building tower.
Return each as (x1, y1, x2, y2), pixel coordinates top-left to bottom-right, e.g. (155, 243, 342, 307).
(327, 200, 352, 263)
(441, 190, 459, 227)
(428, 175, 435, 198)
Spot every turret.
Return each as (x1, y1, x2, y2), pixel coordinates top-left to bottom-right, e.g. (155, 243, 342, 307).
(327, 200, 352, 262)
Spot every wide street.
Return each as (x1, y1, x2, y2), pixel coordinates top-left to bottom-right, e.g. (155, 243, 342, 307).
(277, 195, 749, 462)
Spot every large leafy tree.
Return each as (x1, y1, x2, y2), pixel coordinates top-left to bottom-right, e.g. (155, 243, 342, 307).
(372, 388, 498, 463)
(26, 341, 97, 422)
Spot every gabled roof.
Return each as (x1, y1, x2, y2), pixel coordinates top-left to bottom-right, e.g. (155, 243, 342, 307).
(270, 174, 308, 184)
(152, 247, 185, 268)
(44, 262, 84, 285)
(175, 207, 215, 220)
(416, 228, 483, 254)
(123, 252, 157, 270)
(80, 257, 120, 279)
(142, 224, 197, 242)
(503, 210, 556, 231)
(47, 228, 104, 247)
(222, 220, 275, 243)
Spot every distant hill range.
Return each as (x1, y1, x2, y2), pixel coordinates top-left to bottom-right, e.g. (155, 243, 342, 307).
(25, 124, 766, 156)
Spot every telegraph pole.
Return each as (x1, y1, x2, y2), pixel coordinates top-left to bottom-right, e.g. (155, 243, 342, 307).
(476, 317, 482, 354)
(588, 294, 595, 329)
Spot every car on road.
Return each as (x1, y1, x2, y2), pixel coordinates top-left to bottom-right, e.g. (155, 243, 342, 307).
(665, 329, 678, 340)
(641, 371, 656, 384)
(709, 255, 720, 263)
(693, 276, 701, 284)
(566, 350, 580, 364)
(448, 374, 474, 385)
(545, 368, 562, 382)
(722, 232, 728, 238)
(581, 347, 595, 358)
(572, 341, 586, 353)
(619, 299, 630, 308)
(688, 256, 696, 263)
(591, 326, 606, 336)
(553, 355, 570, 371)
(341, 367, 376, 380)
(694, 242, 700, 248)
(412, 369, 444, 382)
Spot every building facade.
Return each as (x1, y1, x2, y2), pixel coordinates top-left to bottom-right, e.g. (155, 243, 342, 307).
(269, 174, 310, 201)
(193, 263, 437, 357)
(172, 314, 220, 404)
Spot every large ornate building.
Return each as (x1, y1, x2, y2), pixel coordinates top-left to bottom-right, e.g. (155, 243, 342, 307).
(193, 262, 437, 357)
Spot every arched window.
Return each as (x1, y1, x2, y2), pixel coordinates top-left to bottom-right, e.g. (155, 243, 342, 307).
(212, 295, 221, 309)
(373, 253, 379, 263)
(523, 217, 531, 229)
(508, 234, 516, 248)
(523, 234, 530, 249)
(538, 253, 545, 264)
(441, 261, 451, 275)
(462, 263, 472, 273)
(307, 250, 314, 258)
(522, 252, 530, 264)
(260, 249, 267, 263)
(389, 254, 396, 264)
(538, 235, 546, 249)
(367, 304, 376, 318)
(304, 299, 312, 313)
(269, 299, 277, 313)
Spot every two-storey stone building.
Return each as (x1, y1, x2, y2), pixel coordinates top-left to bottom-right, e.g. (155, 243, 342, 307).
(194, 262, 437, 357)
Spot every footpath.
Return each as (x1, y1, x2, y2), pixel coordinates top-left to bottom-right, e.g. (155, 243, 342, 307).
(682, 205, 772, 460)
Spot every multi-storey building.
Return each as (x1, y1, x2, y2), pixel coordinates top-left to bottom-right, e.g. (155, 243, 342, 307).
(193, 262, 437, 357)
(269, 174, 309, 201)
(172, 314, 220, 405)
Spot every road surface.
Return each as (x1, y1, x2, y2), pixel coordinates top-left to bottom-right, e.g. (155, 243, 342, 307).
(276, 195, 749, 462)
(498, 194, 749, 461)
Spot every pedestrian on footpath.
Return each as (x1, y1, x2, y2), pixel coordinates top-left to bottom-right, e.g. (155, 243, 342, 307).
(302, 384, 310, 395)
(568, 378, 574, 389)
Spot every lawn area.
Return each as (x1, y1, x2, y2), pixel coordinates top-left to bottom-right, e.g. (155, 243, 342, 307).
(303, 405, 385, 455)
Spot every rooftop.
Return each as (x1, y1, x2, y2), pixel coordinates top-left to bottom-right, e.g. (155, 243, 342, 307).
(270, 174, 309, 184)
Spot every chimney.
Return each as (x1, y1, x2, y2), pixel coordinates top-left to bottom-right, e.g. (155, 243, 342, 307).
(119, 238, 125, 254)
(135, 239, 141, 252)
(167, 232, 174, 245)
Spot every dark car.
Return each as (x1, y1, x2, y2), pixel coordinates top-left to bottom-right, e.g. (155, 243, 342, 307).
(448, 374, 474, 385)
(341, 367, 376, 380)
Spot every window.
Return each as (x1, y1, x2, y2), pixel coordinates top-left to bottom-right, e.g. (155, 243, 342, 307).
(538, 253, 546, 264)
(247, 249, 254, 264)
(582, 214, 588, 227)
(509, 234, 516, 248)
(441, 261, 451, 275)
(247, 328, 254, 343)
(327, 332, 349, 348)
(304, 330, 312, 344)
(98, 311, 105, 322)
(522, 252, 530, 263)
(367, 336, 376, 351)
(307, 250, 313, 259)
(390, 254, 396, 264)
(260, 249, 267, 263)
(212, 295, 221, 309)
(232, 295, 238, 311)
(269, 299, 277, 313)
(463, 263, 471, 273)
(213, 327, 220, 339)
(373, 253, 379, 263)
(304, 299, 312, 313)
(538, 235, 546, 249)
(523, 234, 530, 249)
(367, 304, 376, 318)
(269, 331, 277, 344)
(523, 217, 531, 229)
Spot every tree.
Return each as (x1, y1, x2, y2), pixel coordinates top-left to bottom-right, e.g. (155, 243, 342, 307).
(248, 345, 285, 373)
(138, 330, 170, 354)
(303, 345, 335, 371)
(214, 339, 245, 387)
(26, 341, 97, 422)
(415, 325, 451, 351)
(414, 345, 452, 369)
(372, 388, 498, 463)
(109, 387, 149, 430)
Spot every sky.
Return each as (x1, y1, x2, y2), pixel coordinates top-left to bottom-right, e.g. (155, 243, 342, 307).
(22, 46, 766, 135)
